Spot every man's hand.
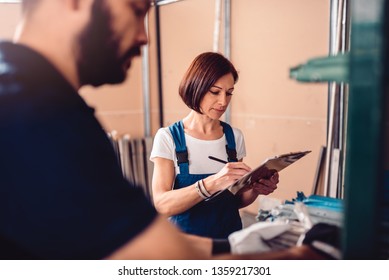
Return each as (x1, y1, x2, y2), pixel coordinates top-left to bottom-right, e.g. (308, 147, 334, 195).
(303, 223, 341, 259)
(228, 221, 290, 254)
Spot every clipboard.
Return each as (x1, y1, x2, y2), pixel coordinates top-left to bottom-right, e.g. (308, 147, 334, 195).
(206, 150, 311, 201)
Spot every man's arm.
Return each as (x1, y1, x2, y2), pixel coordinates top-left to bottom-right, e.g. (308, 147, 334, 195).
(106, 215, 324, 260)
(106, 215, 212, 259)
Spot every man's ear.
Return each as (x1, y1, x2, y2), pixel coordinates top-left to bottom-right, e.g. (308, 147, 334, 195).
(67, 0, 79, 10)
(67, 0, 92, 11)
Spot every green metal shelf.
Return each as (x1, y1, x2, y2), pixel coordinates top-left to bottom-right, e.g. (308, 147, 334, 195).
(289, 53, 349, 83)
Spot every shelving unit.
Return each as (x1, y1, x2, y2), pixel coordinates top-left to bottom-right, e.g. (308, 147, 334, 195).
(290, 0, 389, 259)
(343, 0, 388, 259)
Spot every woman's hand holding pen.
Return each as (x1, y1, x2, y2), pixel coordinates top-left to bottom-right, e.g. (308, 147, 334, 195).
(202, 162, 252, 195)
(204, 155, 278, 199)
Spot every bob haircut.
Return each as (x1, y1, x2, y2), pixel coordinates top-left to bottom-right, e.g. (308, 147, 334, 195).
(178, 52, 239, 114)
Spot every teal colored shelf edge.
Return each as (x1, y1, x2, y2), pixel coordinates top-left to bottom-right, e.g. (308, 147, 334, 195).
(289, 53, 349, 83)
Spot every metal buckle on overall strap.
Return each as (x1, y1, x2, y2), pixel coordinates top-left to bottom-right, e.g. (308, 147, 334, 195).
(176, 151, 189, 165)
(225, 145, 237, 162)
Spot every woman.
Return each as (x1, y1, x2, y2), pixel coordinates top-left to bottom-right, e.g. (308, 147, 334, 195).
(150, 52, 278, 238)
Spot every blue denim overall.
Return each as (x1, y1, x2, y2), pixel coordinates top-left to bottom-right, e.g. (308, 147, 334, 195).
(168, 120, 242, 238)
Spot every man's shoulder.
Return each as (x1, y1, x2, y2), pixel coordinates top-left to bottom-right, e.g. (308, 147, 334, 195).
(0, 42, 41, 95)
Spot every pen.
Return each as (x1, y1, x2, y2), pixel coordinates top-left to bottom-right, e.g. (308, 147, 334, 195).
(208, 156, 228, 164)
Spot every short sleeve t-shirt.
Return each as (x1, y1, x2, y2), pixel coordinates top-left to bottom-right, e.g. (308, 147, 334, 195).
(150, 126, 246, 176)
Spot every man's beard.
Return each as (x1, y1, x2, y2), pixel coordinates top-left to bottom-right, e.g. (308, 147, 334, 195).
(76, 0, 133, 87)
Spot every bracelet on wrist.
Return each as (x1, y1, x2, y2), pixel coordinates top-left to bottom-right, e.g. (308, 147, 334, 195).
(195, 181, 208, 199)
(199, 179, 211, 197)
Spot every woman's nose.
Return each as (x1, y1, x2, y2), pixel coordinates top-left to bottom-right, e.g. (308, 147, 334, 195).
(218, 93, 228, 106)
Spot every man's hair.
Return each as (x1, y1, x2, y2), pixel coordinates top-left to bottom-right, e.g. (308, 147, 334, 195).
(178, 52, 239, 114)
(22, 0, 41, 13)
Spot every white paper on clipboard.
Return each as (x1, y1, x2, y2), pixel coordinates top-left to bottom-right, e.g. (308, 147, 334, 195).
(206, 150, 311, 201)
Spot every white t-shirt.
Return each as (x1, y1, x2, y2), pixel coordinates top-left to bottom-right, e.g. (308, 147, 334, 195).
(150, 126, 246, 175)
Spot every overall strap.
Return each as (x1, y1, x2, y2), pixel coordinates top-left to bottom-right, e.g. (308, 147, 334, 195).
(220, 121, 238, 162)
(169, 120, 189, 174)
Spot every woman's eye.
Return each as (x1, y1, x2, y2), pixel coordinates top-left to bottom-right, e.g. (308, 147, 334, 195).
(227, 91, 234, 96)
(210, 90, 219, 95)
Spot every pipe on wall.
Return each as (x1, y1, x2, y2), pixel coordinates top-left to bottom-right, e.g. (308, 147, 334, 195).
(323, 0, 350, 198)
(223, 0, 232, 124)
(154, 4, 164, 128)
(142, 15, 151, 137)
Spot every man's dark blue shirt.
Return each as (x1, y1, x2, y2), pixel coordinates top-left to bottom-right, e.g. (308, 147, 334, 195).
(0, 41, 156, 259)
